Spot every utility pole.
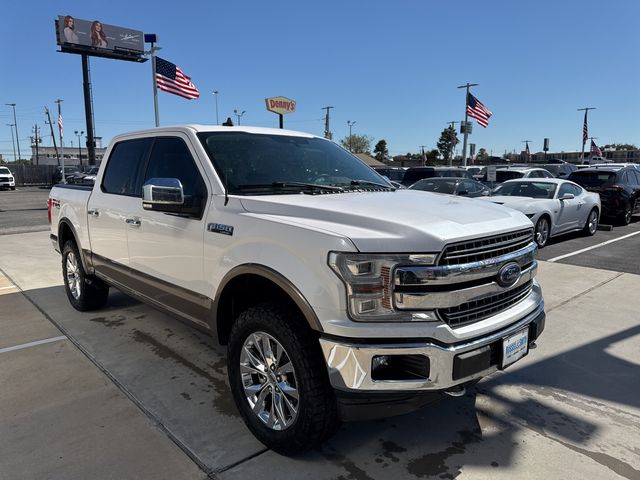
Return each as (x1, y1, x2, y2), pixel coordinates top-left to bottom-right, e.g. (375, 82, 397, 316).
(212, 90, 219, 125)
(55, 99, 65, 181)
(322, 106, 334, 140)
(457, 83, 478, 167)
(75, 130, 84, 165)
(347, 120, 356, 152)
(577, 107, 596, 163)
(6, 124, 16, 161)
(419, 145, 427, 166)
(32, 124, 41, 166)
(234, 109, 246, 125)
(5, 104, 21, 161)
(521, 140, 532, 163)
(44, 107, 60, 166)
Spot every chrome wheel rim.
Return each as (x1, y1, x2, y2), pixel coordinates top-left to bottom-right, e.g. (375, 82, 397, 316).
(536, 218, 549, 246)
(588, 211, 598, 234)
(240, 332, 299, 430)
(65, 251, 81, 300)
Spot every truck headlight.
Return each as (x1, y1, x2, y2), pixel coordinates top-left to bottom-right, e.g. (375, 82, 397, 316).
(329, 252, 439, 321)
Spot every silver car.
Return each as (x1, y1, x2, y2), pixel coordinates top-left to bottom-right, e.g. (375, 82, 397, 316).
(479, 178, 601, 247)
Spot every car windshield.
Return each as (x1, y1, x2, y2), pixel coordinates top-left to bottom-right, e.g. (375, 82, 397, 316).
(0, 167, 11, 175)
(197, 132, 391, 195)
(409, 179, 456, 194)
(569, 171, 617, 187)
(493, 181, 557, 199)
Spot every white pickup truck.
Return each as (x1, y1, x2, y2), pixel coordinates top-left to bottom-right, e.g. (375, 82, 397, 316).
(48, 125, 545, 454)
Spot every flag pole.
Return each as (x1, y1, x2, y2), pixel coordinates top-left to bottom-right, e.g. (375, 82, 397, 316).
(55, 99, 65, 183)
(457, 82, 478, 167)
(150, 43, 162, 127)
(578, 107, 596, 163)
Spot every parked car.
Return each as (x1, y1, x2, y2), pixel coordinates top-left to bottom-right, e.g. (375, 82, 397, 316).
(373, 166, 406, 183)
(461, 166, 483, 177)
(0, 166, 16, 190)
(591, 163, 640, 170)
(409, 177, 490, 197)
(568, 166, 640, 225)
(480, 179, 601, 247)
(538, 163, 578, 179)
(480, 167, 555, 186)
(78, 166, 100, 185)
(52, 166, 81, 184)
(401, 166, 472, 186)
(48, 125, 545, 454)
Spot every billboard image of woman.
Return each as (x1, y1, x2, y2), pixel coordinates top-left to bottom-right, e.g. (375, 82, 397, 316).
(91, 21, 108, 48)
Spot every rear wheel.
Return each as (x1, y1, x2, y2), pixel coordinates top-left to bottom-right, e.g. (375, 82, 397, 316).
(619, 202, 632, 226)
(227, 303, 339, 455)
(583, 208, 599, 236)
(534, 216, 550, 248)
(62, 240, 109, 311)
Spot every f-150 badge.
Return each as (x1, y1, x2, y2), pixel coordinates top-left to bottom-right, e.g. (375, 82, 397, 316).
(207, 223, 234, 236)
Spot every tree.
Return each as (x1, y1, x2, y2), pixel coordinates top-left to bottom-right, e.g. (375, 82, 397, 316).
(476, 147, 489, 161)
(426, 149, 439, 163)
(603, 143, 637, 151)
(340, 134, 372, 154)
(437, 126, 458, 162)
(373, 140, 388, 161)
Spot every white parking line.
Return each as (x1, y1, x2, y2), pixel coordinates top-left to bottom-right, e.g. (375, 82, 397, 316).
(0, 285, 17, 291)
(0, 336, 67, 354)
(548, 230, 640, 262)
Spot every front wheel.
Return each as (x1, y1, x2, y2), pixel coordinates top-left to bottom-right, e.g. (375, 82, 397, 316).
(583, 208, 599, 236)
(619, 202, 632, 226)
(62, 240, 109, 311)
(227, 303, 339, 455)
(534, 216, 550, 248)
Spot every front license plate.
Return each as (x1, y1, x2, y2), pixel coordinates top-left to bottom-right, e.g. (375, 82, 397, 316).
(502, 328, 529, 368)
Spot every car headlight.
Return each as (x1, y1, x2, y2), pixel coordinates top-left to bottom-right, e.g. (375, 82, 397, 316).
(328, 252, 438, 321)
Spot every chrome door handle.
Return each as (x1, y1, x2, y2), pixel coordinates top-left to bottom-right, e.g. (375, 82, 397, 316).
(88, 209, 99, 217)
(125, 217, 141, 227)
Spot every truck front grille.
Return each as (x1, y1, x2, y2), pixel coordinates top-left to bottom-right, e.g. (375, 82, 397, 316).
(438, 280, 533, 328)
(439, 229, 533, 266)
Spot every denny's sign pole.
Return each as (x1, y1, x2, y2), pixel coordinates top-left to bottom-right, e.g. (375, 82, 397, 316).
(265, 96, 296, 128)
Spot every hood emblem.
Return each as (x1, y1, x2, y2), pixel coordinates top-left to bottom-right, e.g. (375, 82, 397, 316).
(497, 262, 521, 288)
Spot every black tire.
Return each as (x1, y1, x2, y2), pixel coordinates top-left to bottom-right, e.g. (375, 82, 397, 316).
(534, 216, 550, 248)
(62, 240, 109, 311)
(227, 303, 339, 455)
(583, 208, 599, 236)
(10, 186, 15, 190)
(619, 202, 632, 226)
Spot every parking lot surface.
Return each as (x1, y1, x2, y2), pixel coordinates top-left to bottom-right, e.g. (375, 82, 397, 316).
(0, 186, 50, 235)
(1, 231, 639, 479)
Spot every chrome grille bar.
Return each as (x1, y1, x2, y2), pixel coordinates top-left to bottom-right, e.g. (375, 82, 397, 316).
(440, 229, 533, 266)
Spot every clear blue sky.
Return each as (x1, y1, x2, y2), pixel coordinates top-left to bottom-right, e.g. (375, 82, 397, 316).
(1, 0, 638, 160)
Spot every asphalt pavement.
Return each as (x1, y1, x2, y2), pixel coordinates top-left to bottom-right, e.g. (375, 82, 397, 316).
(0, 186, 51, 235)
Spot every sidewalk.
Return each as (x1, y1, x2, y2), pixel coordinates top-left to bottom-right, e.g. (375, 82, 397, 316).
(0, 272, 206, 480)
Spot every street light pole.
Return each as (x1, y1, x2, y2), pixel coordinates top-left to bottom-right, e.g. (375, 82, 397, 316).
(347, 120, 356, 152)
(6, 123, 16, 161)
(212, 91, 219, 125)
(577, 107, 596, 163)
(234, 109, 246, 126)
(456, 83, 478, 167)
(322, 106, 334, 139)
(5, 104, 21, 161)
(75, 130, 84, 165)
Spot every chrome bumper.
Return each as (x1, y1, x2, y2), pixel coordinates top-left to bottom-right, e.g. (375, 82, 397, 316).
(320, 299, 544, 392)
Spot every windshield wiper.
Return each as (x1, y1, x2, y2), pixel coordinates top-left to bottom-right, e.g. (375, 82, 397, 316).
(235, 182, 344, 193)
(348, 179, 395, 190)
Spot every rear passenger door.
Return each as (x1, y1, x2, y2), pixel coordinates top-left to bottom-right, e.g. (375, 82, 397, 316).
(125, 135, 212, 325)
(629, 170, 640, 213)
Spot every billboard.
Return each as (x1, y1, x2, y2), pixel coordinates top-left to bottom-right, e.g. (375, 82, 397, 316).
(56, 15, 146, 62)
(265, 96, 296, 115)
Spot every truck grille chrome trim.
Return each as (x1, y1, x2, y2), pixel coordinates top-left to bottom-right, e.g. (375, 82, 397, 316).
(439, 229, 533, 266)
(438, 280, 533, 327)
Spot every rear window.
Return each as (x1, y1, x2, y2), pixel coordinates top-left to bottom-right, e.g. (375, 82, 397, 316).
(403, 168, 435, 185)
(568, 171, 617, 187)
(434, 169, 469, 178)
(496, 171, 524, 182)
(410, 179, 456, 194)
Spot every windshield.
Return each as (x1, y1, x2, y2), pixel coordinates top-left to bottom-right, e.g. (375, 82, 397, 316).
(569, 171, 617, 187)
(0, 167, 11, 175)
(410, 179, 456, 194)
(197, 132, 390, 194)
(493, 181, 557, 199)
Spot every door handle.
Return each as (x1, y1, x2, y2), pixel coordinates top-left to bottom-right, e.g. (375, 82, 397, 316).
(125, 217, 141, 227)
(88, 208, 99, 217)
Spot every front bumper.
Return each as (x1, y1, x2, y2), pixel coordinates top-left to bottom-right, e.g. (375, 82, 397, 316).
(320, 301, 544, 395)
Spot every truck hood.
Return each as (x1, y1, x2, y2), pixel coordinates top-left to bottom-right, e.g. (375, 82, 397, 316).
(239, 191, 532, 252)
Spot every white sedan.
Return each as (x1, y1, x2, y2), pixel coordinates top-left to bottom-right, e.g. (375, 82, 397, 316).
(479, 179, 601, 247)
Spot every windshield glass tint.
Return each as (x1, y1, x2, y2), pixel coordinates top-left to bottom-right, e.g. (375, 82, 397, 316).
(496, 171, 523, 181)
(197, 132, 387, 194)
(569, 171, 617, 187)
(410, 179, 456, 194)
(494, 182, 557, 199)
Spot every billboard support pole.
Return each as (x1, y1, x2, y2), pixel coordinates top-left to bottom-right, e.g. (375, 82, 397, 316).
(279, 113, 283, 129)
(81, 54, 97, 166)
(150, 44, 161, 127)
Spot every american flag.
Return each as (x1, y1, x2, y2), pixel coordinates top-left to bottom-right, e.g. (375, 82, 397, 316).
(582, 111, 588, 145)
(467, 93, 492, 128)
(155, 57, 200, 100)
(590, 139, 602, 157)
(58, 114, 63, 136)
(525, 142, 530, 155)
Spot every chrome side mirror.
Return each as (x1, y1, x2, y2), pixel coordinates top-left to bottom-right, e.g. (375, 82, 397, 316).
(143, 178, 184, 210)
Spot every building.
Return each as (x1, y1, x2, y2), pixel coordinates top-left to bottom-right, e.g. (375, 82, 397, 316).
(31, 137, 107, 166)
(506, 149, 640, 164)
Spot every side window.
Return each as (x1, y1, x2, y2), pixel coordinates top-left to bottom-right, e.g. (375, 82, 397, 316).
(558, 183, 573, 197)
(463, 180, 478, 193)
(541, 170, 553, 178)
(528, 170, 541, 178)
(101, 138, 151, 196)
(569, 184, 582, 196)
(629, 170, 640, 185)
(143, 137, 207, 218)
(620, 172, 629, 185)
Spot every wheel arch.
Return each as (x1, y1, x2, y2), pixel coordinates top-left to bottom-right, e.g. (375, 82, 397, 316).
(212, 264, 322, 345)
(58, 219, 93, 273)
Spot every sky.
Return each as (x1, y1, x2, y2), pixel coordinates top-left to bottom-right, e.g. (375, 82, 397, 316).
(1, 0, 639, 161)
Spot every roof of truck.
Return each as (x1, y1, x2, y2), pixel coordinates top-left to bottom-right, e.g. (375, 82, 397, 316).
(111, 124, 317, 142)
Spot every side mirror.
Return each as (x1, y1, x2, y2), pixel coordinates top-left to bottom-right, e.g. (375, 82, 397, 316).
(143, 178, 184, 211)
(559, 193, 575, 201)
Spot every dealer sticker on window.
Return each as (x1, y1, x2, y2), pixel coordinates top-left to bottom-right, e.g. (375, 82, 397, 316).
(502, 328, 529, 368)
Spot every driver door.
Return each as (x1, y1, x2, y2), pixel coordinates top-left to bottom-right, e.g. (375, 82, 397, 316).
(556, 182, 582, 232)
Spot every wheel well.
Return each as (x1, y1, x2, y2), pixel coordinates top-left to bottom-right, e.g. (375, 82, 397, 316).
(216, 273, 310, 345)
(58, 221, 76, 250)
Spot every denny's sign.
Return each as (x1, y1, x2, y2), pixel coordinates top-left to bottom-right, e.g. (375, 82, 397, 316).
(265, 96, 296, 128)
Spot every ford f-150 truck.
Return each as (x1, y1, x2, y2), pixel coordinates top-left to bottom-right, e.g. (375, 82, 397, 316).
(49, 125, 545, 454)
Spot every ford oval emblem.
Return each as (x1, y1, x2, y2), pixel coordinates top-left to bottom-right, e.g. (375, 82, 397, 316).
(497, 262, 521, 288)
